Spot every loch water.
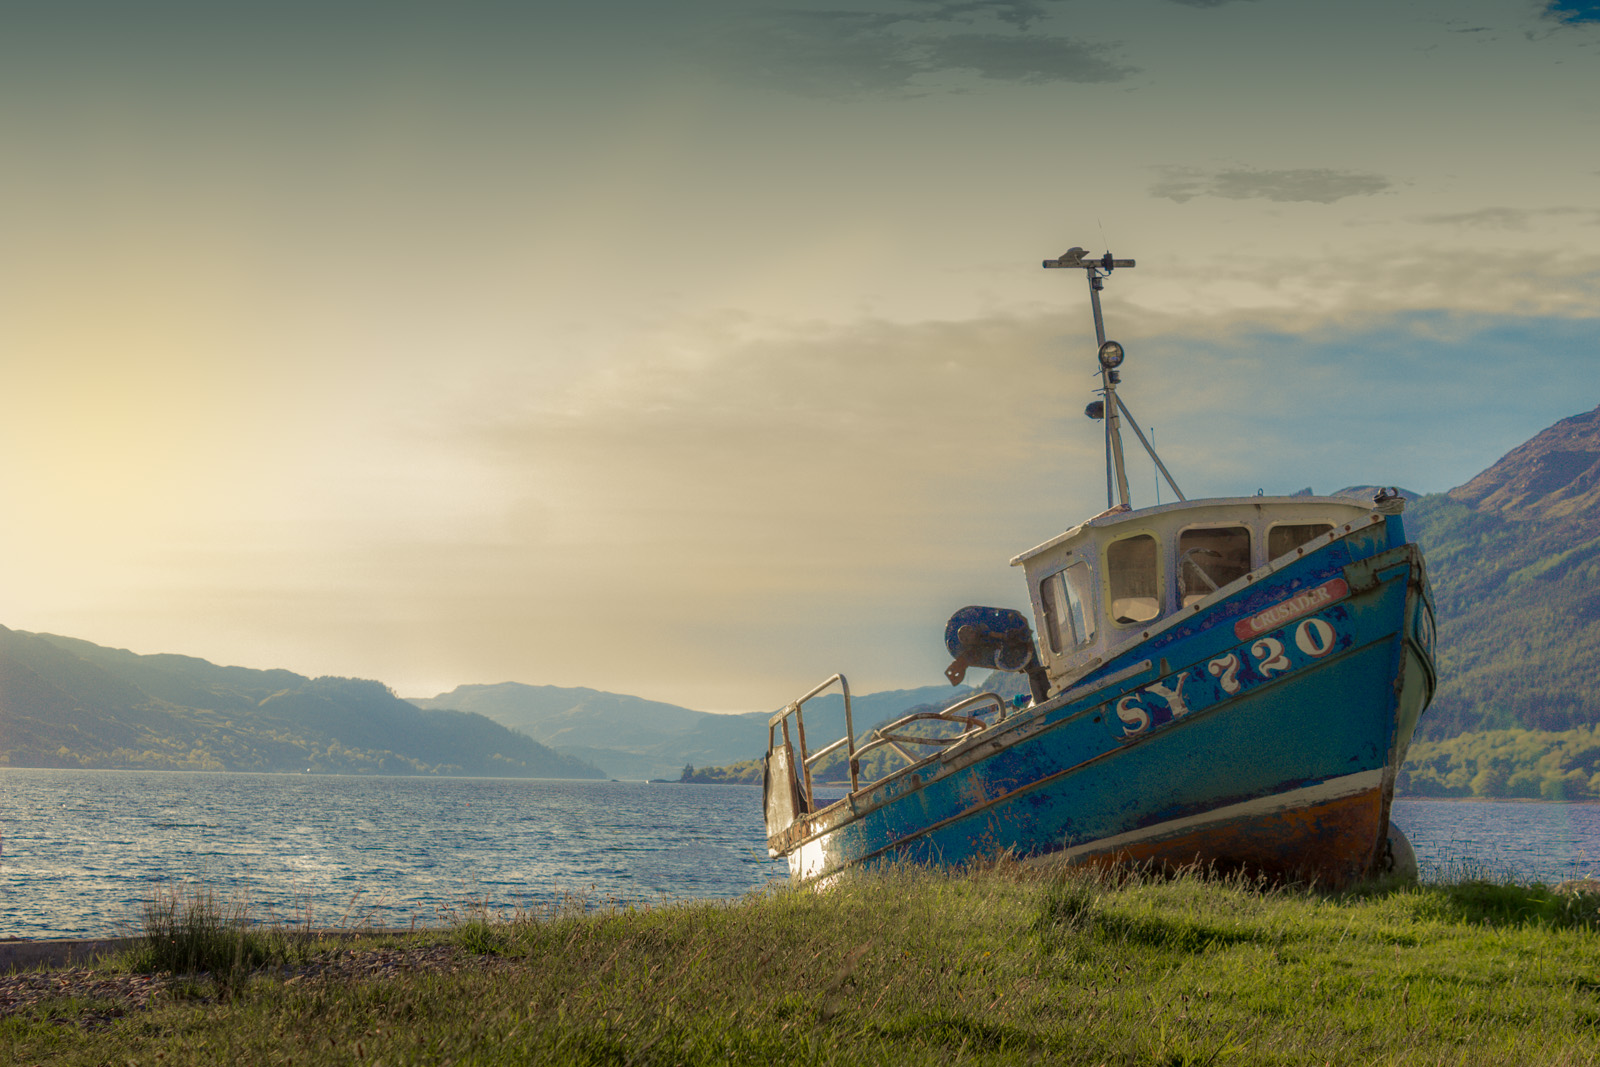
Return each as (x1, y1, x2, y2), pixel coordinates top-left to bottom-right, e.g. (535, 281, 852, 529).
(1, 770, 786, 939)
(3, 769, 1599, 939)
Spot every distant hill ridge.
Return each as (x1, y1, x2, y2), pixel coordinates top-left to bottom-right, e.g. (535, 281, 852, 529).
(0, 620, 983, 781)
(409, 681, 977, 782)
(0, 627, 602, 778)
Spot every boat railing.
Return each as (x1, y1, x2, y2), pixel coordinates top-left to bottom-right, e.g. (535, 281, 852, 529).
(769, 681, 1013, 820)
(852, 693, 1010, 768)
(769, 673, 856, 810)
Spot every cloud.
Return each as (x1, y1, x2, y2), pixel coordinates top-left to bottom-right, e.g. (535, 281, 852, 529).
(438, 294, 1600, 633)
(24, 265, 1600, 707)
(403, 294, 1600, 708)
(706, 14, 930, 96)
(902, 0, 1062, 30)
(396, 310, 1112, 698)
(1164, 0, 1259, 6)
(922, 33, 1134, 82)
(1413, 206, 1600, 231)
(1117, 248, 1600, 333)
(701, 2, 1132, 96)
(1150, 166, 1391, 204)
(1543, 1, 1600, 25)
(472, 313, 1096, 553)
(1124, 309, 1600, 498)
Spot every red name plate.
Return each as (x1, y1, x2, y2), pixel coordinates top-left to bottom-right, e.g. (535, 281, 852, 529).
(1234, 578, 1349, 641)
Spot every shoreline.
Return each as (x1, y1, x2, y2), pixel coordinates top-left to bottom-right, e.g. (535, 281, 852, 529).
(1395, 793, 1600, 805)
(0, 928, 405, 974)
(0, 936, 141, 973)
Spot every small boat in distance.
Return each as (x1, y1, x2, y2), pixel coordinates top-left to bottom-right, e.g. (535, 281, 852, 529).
(763, 249, 1436, 887)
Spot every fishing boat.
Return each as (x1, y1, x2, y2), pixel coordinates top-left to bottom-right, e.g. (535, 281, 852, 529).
(763, 248, 1436, 887)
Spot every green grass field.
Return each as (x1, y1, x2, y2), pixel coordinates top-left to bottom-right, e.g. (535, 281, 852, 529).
(7, 864, 1600, 1065)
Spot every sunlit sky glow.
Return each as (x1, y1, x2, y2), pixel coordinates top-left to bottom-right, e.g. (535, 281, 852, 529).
(2, 0, 1597, 710)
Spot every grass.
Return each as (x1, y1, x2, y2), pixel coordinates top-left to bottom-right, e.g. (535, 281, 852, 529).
(7, 864, 1600, 1065)
(119, 885, 322, 987)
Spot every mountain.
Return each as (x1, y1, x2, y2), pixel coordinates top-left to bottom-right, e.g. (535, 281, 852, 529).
(0, 627, 603, 778)
(0, 623, 994, 781)
(1446, 405, 1600, 529)
(1405, 402, 1600, 740)
(410, 682, 977, 781)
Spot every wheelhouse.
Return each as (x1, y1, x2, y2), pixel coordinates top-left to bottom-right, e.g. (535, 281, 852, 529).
(1013, 495, 1382, 692)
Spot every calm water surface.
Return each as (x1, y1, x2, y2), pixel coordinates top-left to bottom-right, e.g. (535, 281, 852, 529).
(1, 770, 786, 938)
(3, 770, 1598, 939)
(1391, 796, 1600, 884)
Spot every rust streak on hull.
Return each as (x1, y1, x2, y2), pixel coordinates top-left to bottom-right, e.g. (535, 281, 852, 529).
(1057, 786, 1387, 886)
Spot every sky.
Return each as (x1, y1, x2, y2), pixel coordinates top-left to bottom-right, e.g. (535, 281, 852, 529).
(1, 0, 1597, 711)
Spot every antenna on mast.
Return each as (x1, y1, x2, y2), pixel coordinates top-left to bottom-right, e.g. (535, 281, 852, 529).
(1043, 248, 1185, 510)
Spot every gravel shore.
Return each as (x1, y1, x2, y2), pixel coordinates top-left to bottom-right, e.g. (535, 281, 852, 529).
(0, 942, 515, 1032)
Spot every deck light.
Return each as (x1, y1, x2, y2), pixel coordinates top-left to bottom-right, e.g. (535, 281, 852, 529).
(1098, 340, 1125, 369)
(1085, 400, 1105, 420)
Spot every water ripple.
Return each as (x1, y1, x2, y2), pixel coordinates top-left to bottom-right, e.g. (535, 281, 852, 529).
(0, 769, 789, 938)
(4, 771, 1592, 939)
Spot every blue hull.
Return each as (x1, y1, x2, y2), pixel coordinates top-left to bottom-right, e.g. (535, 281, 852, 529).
(768, 516, 1436, 887)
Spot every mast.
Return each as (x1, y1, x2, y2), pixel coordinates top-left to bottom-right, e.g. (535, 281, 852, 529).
(1043, 248, 1185, 509)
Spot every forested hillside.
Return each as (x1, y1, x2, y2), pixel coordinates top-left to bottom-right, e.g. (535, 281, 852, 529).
(1399, 727, 1600, 799)
(1406, 403, 1600, 740)
(0, 627, 602, 778)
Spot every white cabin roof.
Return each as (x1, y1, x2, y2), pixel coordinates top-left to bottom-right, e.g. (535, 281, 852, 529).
(1007, 492, 1393, 695)
(1009, 494, 1379, 568)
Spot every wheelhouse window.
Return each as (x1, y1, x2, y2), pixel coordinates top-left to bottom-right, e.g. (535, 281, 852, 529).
(1106, 534, 1161, 625)
(1040, 561, 1096, 653)
(1268, 523, 1334, 559)
(1178, 526, 1251, 607)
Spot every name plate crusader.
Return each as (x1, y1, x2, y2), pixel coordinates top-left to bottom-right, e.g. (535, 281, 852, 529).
(1233, 578, 1349, 641)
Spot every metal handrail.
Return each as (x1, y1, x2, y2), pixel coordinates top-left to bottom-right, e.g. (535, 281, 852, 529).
(768, 673, 855, 805)
(850, 692, 1010, 780)
(860, 712, 987, 750)
(940, 692, 1011, 726)
(767, 681, 1016, 806)
(805, 734, 853, 766)
(853, 720, 976, 765)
